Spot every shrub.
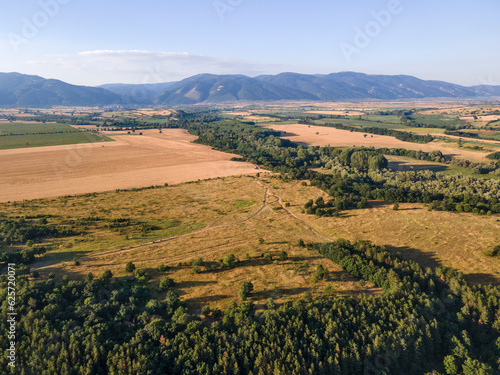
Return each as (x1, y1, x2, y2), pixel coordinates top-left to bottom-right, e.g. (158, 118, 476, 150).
(222, 254, 236, 268)
(157, 263, 169, 272)
(159, 276, 175, 290)
(484, 245, 500, 257)
(239, 281, 254, 300)
(125, 261, 136, 273)
(201, 305, 211, 317)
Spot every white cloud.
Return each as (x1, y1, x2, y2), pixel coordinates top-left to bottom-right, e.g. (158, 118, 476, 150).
(26, 50, 288, 85)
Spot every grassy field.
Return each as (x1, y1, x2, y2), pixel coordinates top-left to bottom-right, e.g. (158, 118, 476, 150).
(409, 114, 464, 128)
(2, 175, 376, 311)
(384, 155, 500, 179)
(0, 123, 112, 149)
(2, 174, 498, 312)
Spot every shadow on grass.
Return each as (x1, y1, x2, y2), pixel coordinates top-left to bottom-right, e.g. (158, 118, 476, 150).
(253, 287, 312, 300)
(177, 280, 217, 288)
(185, 294, 232, 307)
(463, 273, 499, 286)
(33, 250, 91, 269)
(388, 161, 448, 172)
(383, 244, 443, 269)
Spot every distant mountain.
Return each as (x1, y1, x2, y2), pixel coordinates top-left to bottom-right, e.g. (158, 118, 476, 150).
(470, 85, 500, 97)
(99, 82, 178, 104)
(155, 74, 318, 105)
(1, 72, 499, 107)
(0, 73, 121, 106)
(256, 72, 480, 100)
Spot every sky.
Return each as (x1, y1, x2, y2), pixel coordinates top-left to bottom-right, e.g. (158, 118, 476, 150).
(0, 0, 499, 87)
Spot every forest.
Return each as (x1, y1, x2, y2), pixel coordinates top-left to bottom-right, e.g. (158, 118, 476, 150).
(1, 239, 498, 374)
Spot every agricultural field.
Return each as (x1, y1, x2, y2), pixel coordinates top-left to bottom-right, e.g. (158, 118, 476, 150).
(0, 128, 258, 202)
(261, 123, 492, 161)
(0, 122, 111, 149)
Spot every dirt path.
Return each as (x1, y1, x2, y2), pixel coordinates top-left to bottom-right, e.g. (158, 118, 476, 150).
(34, 179, 332, 270)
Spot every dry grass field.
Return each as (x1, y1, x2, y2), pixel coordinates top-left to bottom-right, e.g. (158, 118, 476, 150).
(261, 178, 500, 286)
(4, 175, 497, 312)
(8, 176, 375, 311)
(0, 128, 258, 202)
(261, 123, 491, 161)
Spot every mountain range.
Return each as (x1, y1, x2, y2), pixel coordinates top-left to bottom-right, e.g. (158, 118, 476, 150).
(1, 72, 499, 107)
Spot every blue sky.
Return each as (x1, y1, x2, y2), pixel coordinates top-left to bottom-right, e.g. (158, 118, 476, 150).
(0, 0, 499, 86)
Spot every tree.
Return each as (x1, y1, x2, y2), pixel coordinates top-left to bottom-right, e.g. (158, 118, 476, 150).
(315, 265, 329, 281)
(239, 281, 254, 300)
(159, 276, 175, 290)
(222, 254, 236, 268)
(125, 261, 136, 273)
(350, 151, 370, 170)
(368, 154, 388, 170)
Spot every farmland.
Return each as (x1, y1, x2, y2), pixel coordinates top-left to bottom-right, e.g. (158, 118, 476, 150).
(0, 128, 258, 202)
(1, 103, 500, 374)
(0, 122, 111, 149)
(260, 123, 492, 161)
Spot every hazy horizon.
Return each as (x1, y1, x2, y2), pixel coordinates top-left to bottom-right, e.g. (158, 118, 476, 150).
(1, 0, 499, 87)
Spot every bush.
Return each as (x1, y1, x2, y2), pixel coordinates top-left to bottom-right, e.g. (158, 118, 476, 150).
(157, 263, 169, 272)
(201, 305, 211, 317)
(159, 276, 175, 290)
(125, 261, 136, 273)
(222, 254, 236, 268)
(279, 251, 288, 261)
(484, 245, 500, 257)
(239, 281, 254, 300)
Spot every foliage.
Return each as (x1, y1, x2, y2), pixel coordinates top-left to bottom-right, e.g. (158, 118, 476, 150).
(239, 281, 254, 300)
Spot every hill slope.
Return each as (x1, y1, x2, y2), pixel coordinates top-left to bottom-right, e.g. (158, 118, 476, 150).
(1, 72, 499, 107)
(0, 73, 122, 106)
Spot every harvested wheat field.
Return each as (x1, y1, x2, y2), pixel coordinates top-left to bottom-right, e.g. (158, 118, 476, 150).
(0, 128, 258, 202)
(262, 123, 490, 161)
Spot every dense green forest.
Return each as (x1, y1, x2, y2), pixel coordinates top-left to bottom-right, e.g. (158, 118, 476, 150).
(1, 239, 498, 374)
